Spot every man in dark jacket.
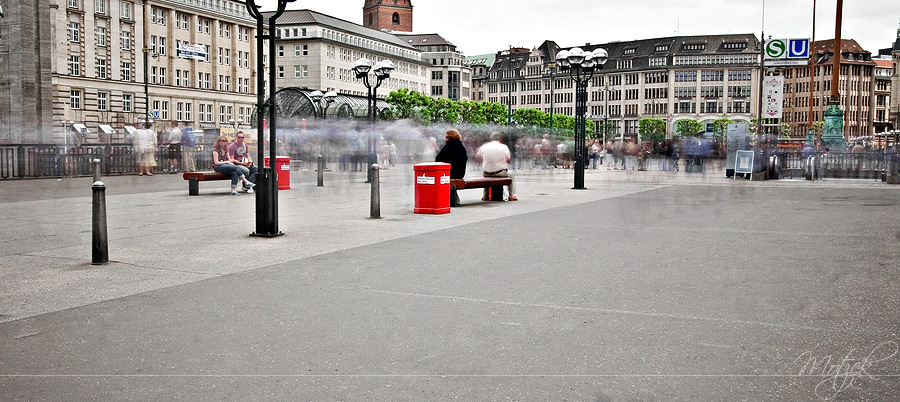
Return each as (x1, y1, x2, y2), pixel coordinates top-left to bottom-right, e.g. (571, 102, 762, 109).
(435, 129, 468, 179)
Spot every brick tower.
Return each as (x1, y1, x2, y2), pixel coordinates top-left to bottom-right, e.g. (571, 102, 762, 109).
(363, 0, 413, 32)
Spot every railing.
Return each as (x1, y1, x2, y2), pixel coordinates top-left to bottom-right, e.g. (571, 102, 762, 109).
(775, 151, 900, 181)
(0, 143, 215, 179)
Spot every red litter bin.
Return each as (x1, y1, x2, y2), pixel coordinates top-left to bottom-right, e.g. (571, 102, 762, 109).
(414, 162, 451, 214)
(264, 156, 291, 190)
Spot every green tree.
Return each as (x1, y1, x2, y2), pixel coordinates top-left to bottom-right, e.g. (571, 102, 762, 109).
(712, 118, 733, 136)
(422, 98, 460, 124)
(482, 102, 508, 125)
(457, 100, 486, 125)
(385, 89, 430, 120)
(638, 118, 667, 143)
(512, 108, 546, 127)
(675, 119, 703, 137)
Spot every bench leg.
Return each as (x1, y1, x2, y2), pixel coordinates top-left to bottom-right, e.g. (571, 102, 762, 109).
(450, 186, 460, 207)
(189, 177, 199, 196)
(488, 185, 504, 201)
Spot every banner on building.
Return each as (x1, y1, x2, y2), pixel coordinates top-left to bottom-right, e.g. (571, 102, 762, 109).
(764, 76, 784, 119)
(177, 43, 207, 61)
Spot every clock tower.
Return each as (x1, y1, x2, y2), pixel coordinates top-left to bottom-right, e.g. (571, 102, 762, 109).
(363, 0, 413, 32)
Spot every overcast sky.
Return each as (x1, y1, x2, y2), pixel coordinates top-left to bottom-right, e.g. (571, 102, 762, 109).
(254, 0, 898, 57)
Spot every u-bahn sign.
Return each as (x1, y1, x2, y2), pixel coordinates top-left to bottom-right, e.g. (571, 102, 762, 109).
(764, 38, 810, 66)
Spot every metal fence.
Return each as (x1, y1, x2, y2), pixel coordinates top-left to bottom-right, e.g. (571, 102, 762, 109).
(0, 143, 216, 179)
(777, 151, 900, 181)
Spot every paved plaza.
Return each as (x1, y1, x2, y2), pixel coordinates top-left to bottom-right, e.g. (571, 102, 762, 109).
(1, 164, 899, 401)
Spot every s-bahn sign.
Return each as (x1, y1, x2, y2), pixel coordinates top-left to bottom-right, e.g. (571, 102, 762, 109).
(764, 38, 810, 66)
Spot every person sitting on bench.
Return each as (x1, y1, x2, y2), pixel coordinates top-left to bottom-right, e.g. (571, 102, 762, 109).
(212, 135, 254, 195)
(475, 132, 517, 201)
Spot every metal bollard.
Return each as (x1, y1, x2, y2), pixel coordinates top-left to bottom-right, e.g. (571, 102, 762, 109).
(92, 181, 109, 265)
(92, 159, 102, 182)
(317, 154, 324, 187)
(370, 164, 380, 219)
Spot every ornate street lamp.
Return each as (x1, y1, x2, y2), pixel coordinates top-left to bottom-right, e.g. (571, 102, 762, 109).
(245, 0, 294, 238)
(556, 47, 608, 189)
(309, 90, 337, 119)
(353, 58, 393, 182)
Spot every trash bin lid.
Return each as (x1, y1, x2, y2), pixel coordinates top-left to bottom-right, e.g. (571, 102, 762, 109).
(413, 162, 451, 172)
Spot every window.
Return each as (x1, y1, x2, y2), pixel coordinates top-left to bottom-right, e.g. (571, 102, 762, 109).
(69, 55, 81, 76)
(121, 31, 131, 49)
(392, 12, 400, 25)
(301, 65, 308, 78)
(219, 105, 226, 123)
(278, 66, 284, 78)
(278, 45, 284, 57)
(179, 13, 189, 29)
(151, 66, 157, 84)
(95, 27, 107, 46)
(123, 94, 133, 112)
(70, 90, 83, 109)
(68, 22, 80, 42)
(294, 45, 301, 56)
(683, 43, 705, 51)
(120, 2, 132, 19)
(96, 59, 108, 79)
(95, 0, 105, 14)
(121, 62, 131, 81)
(158, 68, 166, 85)
(302, 45, 308, 56)
(68, 0, 79, 8)
(97, 92, 108, 111)
(158, 37, 166, 55)
(294, 66, 301, 78)
(150, 36, 157, 54)
(224, 49, 230, 66)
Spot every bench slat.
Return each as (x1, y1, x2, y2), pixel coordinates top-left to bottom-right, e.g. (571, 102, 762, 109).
(450, 177, 512, 190)
(183, 171, 231, 181)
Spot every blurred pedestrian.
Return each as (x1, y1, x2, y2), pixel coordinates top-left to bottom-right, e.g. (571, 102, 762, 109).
(166, 123, 182, 173)
(136, 121, 157, 176)
(590, 141, 601, 169)
(435, 129, 468, 179)
(475, 132, 516, 201)
(182, 126, 196, 172)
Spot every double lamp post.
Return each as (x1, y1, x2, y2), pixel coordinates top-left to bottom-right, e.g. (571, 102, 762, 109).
(555, 47, 608, 189)
(352, 58, 394, 182)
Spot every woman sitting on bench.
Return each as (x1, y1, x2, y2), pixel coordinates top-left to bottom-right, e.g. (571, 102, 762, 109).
(212, 135, 254, 195)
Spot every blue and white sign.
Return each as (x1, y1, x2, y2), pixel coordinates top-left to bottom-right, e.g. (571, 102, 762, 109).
(177, 43, 208, 61)
(765, 38, 810, 66)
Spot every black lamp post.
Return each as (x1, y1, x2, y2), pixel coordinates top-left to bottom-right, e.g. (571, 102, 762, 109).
(245, 0, 293, 238)
(556, 47, 608, 189)
(309, 90, 337, 119)
(352, 58, 393, 182)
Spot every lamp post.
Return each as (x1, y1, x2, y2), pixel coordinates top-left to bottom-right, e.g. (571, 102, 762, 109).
(309, 90, 337, 120)
(228, 118, 243, 131)
(556, 47, 608, 189)
(353, 58, 393, 182)
(548, 63, 556, 136)
(245, 0, 293, 238)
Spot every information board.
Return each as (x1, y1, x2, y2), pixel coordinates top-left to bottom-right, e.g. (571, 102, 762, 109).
(735, 150, 755, 179)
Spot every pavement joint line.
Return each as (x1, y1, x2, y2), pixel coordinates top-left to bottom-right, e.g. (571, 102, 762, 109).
(365, 288, 890, 336)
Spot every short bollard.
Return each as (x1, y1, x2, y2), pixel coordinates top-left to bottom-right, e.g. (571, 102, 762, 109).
(317, 154, 324, 187)
(370, 164, 380, 219)
(92, 159, 102, 182)
(92, 181, 109, 265)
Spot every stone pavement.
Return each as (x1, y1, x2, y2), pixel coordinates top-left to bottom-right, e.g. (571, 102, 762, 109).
(1, 163, 899, 401)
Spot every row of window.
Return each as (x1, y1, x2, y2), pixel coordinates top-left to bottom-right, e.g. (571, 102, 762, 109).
(68, 89, 251, 123)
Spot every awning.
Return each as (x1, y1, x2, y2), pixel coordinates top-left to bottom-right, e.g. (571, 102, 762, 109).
(124, 125, 138, 136)
(99, 124, 115, 134)
(72, 124, 90, 134)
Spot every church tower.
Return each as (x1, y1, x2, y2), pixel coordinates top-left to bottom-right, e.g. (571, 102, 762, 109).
(363, 0, 413, 32)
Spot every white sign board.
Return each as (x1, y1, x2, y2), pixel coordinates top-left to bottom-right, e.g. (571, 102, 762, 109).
(177, 43, 208, 61)
(764, 76, 784, 118)
(764, 38, 810, 66)
(416, 175, 435, 185)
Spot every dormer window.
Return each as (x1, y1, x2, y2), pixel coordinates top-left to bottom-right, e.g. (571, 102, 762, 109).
(683, 43, 705, 51)
(655, 45, 669, 52)
(624, 48, 636, 55)
(723, 42, 747, 50)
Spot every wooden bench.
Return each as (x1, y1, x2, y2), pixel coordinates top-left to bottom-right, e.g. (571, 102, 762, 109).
(183, 171, 231, 195)
(449, 177, 513, 206)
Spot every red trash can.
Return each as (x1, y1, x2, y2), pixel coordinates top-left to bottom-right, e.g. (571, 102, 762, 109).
(413, 162, 451, 214)
(264, 156, 291, 190)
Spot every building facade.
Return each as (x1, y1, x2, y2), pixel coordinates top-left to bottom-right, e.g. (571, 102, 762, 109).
(0, 0, 260, 144)
(486, 34, 762, 138)
(873, 58, 893, 132)
(267, 10, 430, 100)
(395, 33, 470, 100)
(465, 53, 495, 102)
(781, 39, 876, 138)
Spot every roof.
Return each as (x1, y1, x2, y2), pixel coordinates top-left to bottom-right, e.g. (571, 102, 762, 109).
(811, 39, 875, 65)
(394, 33, 455, 48)
(874, 59, 893, 68)
(263, 9, 417, 50)
(465, 53, 495, 67)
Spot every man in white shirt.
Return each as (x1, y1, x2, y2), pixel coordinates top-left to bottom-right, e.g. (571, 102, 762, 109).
(475, 132, 517, 201)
